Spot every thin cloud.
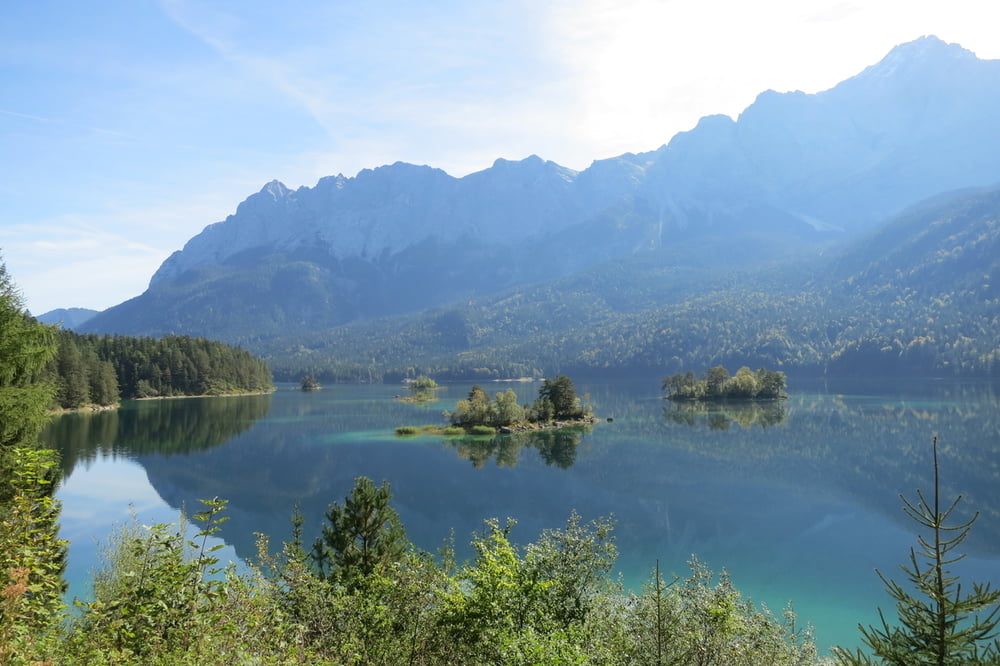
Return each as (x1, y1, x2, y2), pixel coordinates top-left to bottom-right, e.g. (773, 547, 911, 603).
(159, 0, 347, 144)
(0, 107, 127, 138)
(8, 0, 1000, 315)
(156, 0, 572, 177)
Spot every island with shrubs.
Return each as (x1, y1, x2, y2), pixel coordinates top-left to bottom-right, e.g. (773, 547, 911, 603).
(396, 374, 597, 436)
(662, 365, 786, 401)
(396, 375, 443, 403)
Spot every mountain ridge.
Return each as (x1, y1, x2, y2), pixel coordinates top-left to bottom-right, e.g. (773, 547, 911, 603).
(250, 183, 1000, 382)
(79, 36, 1000, 379)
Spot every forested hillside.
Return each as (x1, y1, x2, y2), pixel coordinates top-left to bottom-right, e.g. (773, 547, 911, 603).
(47, 330, 273, 410)
(79, 38, 1000, 355)
(262, 184, 1000, 382)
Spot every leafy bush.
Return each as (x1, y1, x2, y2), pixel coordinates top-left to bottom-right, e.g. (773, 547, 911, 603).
(28, 482, 824, 665)
(61, 499, 232, 661)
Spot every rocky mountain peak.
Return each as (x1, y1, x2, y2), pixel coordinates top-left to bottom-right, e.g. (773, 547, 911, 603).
(260, 179, 291, 199)
(87, 36, 1000, 344)
(848, 34, 980, 90)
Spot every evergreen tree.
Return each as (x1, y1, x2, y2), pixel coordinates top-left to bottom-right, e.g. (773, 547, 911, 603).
(0, 256, 66, 660)
(0, 259, 56, 457)
(89, 360, 119, 406)
(312, 476, 408, 588)
(835, 436, 1000, 665)
(536, 375, 583, 420)
(54, 335, 89, 408)
(47, 331, 272, 404)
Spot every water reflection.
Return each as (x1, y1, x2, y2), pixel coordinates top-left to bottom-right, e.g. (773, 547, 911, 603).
(45, 379, 1000, 654)
(646, 380, 1000, 554)
(445, 426, 587, 469)
(43, 394, 273, 478)
(663, 401, 787, 429)
(44, 381, 1000, 558)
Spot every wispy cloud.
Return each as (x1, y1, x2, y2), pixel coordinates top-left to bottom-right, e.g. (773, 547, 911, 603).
(1, 196, 236, 313)
(156, 0, 575, 176)
(8, 0, 1000, 316)
(0, 107, 128, 138)
(158, 0, 349, 145)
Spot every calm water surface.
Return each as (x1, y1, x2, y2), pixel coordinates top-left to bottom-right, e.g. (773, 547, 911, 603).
(44, 377, 1000, 656)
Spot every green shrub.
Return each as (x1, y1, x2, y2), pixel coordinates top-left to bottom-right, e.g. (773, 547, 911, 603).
(620, 558, 817, 665)
(62, 500, 231, 660)
(470, 425, 496, 435)
(395, 425, 420, 435)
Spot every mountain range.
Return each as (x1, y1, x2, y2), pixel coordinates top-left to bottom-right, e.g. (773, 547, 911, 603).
(37, 307, 98, 330)
(76, 36, 1000, 380)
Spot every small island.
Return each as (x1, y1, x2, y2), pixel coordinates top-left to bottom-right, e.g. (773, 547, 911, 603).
(662, 365, 786, 401)
(300, 374, 322, 391)
(396, 375, 442, 403)
(396, 374, 597, 436)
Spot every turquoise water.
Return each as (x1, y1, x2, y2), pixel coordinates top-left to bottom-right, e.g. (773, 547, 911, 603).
(45, 377, 1000, 656)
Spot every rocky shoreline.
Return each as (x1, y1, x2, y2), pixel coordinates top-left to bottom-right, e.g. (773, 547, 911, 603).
(496, 416, 601, 434)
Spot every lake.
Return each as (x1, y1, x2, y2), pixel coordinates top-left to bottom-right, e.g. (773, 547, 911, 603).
(43, 376, 1000, 657)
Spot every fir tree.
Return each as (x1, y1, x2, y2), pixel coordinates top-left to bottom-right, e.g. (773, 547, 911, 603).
(0, 256, 66, 660)
(312, 476, 407, 588)
(835, 436, 1000, 665)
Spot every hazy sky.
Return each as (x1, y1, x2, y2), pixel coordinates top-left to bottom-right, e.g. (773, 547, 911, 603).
(3, 0, 999, 315)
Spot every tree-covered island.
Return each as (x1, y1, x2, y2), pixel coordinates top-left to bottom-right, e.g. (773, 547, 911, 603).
(397, 374, 596, 436)
(449, 374, 594, 431)
(396, 374, 442, 403)
(662, 365, 786, 402)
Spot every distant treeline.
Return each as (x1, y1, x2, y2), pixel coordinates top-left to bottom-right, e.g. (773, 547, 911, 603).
(260, 246, 1000, 383)
(257, 187, 1000, 383)
(47, 330, 273, 409)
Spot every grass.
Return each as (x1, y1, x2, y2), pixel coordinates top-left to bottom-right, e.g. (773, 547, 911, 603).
(394, 424, 498, 437)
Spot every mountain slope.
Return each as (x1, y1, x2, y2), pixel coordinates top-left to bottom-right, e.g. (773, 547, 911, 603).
(256, 184, 1000, 381)
(36, 307, 99, 330)
(80, 36, 1000, 370)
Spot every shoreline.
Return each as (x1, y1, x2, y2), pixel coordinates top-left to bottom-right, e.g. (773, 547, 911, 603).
(48, 388, 275, 415)
(396, 415, 600, 437)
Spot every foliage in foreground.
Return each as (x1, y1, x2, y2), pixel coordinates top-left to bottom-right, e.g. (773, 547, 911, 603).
(4, 251, 804, 664)
(833, 437, 1000, 665)
(48, 478, 818, 665)
(0, 256, 67, 665)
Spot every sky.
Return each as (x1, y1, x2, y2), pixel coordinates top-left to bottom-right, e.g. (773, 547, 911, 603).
(2, 0, 999, 316)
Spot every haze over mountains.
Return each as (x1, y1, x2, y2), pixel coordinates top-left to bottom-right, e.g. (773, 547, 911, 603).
(76, 36, 1000, 380)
